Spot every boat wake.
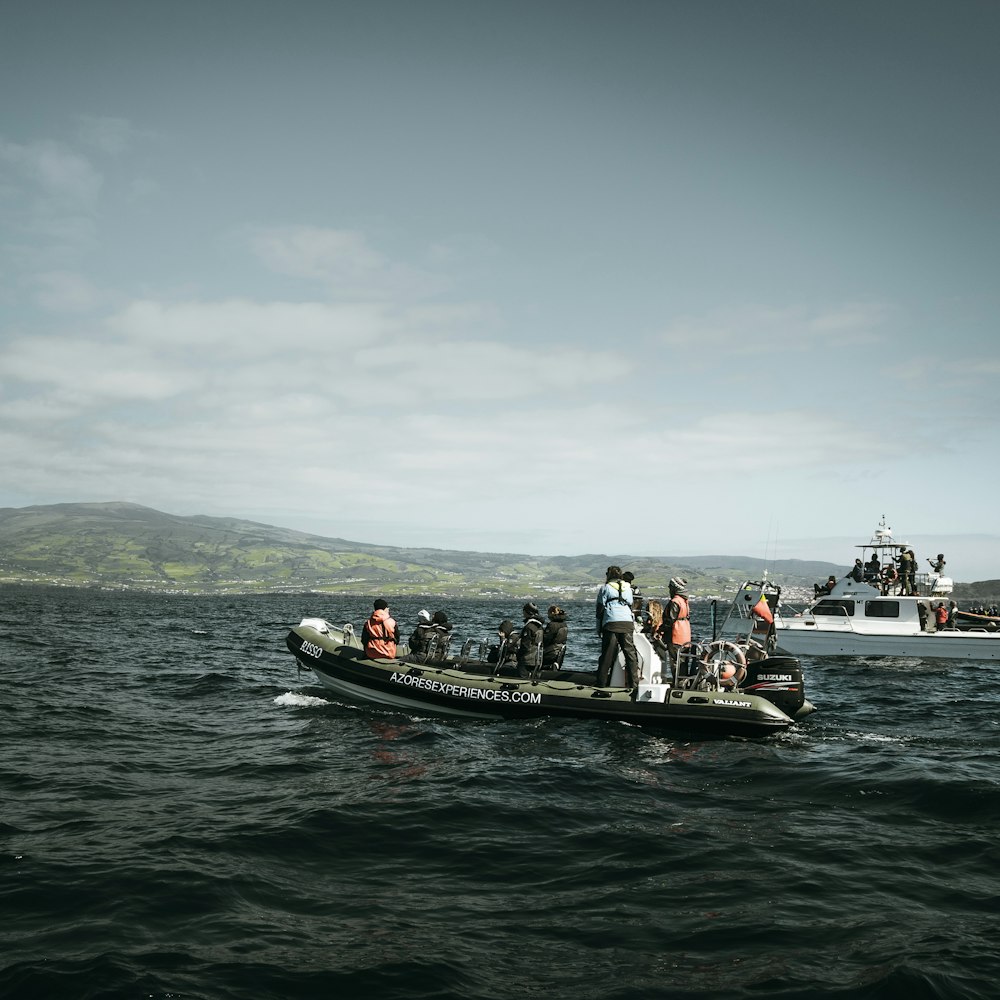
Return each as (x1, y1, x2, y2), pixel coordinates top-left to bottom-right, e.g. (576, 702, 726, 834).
(274, 691, 329, 708)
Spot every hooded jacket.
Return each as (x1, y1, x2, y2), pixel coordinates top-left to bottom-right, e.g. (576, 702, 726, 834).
(518, 614, 545, 668)
(408, 622, 436, 658)
(487, 620, 519, 665)
(596, 579, 634, 627)
(542, 610, 568, 666)
(363, 607, 398, 659)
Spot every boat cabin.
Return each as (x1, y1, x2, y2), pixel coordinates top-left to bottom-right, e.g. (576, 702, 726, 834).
(803, 577, 942, 636)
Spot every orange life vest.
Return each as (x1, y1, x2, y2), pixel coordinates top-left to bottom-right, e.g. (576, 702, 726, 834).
(364, 609, 397, 659)
(669, 594, 691, 646)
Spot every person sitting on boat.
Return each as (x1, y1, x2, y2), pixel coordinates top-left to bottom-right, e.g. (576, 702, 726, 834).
(408, 609, 451, 662)
(362, 598, 399, 659)
(542, 605, 568, 668)
(846, 558, 864, 583)
(517, 603, 545, 675)
(928, 553, 946, 574)
(595, 565, 639, 687)
(424, 610, 453, 662)
(487, 619, 519, 667)
(406, 609, 434, 659)
(934, 602, 949, 630)
(658, 577, 692, 670)
(643, 599, 668, 660)
(643, 599, 663, 635)
(814, 575, 837, 597)
(881, 564, 898, 595)
(864, 555, 881, 583)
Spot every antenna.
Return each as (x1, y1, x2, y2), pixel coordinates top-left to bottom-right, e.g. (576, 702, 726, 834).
(763, 515, 778, 579)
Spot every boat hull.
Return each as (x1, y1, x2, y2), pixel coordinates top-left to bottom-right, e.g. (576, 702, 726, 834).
(775, 626, 1000, 659)
(287, 623, 803, 738)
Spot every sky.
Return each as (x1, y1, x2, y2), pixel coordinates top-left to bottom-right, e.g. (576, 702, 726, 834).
(2, 1, 999, 578)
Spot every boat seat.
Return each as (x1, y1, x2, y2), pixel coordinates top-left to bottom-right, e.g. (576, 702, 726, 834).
(336, 646, 371, 661)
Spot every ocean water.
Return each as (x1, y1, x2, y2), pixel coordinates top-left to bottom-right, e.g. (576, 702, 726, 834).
(2, 584, 999, 1000)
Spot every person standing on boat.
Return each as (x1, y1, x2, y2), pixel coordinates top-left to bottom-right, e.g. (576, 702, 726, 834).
(595, 566, 639, 687)
(517, 603, 545, 675)
(660, 576, 692, 668)
(363, 599, 399, 659)
(928, 553, 946, 574)
(897, 549, 914, 595)
(542, 605, 568, 668)
(947, 601, 959, 629)
(905, 549, 918, 595)
(934, 602, 949, 630)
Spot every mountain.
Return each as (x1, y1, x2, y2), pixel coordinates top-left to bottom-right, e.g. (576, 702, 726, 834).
(0, 501, 844, 598)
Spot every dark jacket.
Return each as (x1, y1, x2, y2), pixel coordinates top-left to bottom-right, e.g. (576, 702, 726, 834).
(487, 620, 519, 664)
(408, 622, 450, 662)
(542, 613, 568, 666)
(518, 615, 545, 668)
(408, 623, 436, 658)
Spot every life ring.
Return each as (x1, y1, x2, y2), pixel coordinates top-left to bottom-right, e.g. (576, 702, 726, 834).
(701, 640, 747, 686)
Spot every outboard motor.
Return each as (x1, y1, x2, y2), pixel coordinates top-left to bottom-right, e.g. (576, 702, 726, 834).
(741, 656, 806, 718)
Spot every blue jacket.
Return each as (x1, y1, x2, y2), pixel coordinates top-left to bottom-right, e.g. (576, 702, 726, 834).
(596, 580, 634, 626)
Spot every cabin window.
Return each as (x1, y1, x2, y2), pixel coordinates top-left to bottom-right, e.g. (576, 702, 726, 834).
(864, 600, 900, 619)
(813, 600, 855, 617)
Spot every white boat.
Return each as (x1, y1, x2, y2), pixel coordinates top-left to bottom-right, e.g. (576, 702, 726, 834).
(773, 518, 1000, 660)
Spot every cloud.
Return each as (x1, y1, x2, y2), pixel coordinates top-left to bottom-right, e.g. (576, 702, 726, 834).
(0, 286, 926, 560)
(353, 338, 632, 402)
(660, 302, 890, 355)
(666, 409, 896, 473)
(246, 225, 447, 298)
(28, 270, 104, 312)
(249, 226, 383, 280)
(0, 137, 103, 209)
(75, 115, 149, 156)
(0, 265, 632, 523)
(806, 303, 893, 334)
(3, 214, 99, 257)
(105, 298, 391, 355)
(0, 333, 183, 403)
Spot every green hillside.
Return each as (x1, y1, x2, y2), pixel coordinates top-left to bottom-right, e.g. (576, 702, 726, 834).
(0, 501, 841, 598)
